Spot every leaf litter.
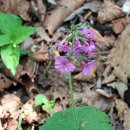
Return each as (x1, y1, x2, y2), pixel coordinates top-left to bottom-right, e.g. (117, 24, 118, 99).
(0, 0, 130, 130)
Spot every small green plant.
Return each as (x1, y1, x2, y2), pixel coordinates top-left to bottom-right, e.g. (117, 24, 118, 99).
(34, 94, 55, 115)
(0, 13, 35, 75)
(39, 21, 114, 130)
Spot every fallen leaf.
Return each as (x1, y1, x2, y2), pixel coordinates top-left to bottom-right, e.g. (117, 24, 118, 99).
(74, 87, 113, 111)
(107, 82, 128, 99)
(102, 74, 116, 84)
(107, 23, 130, 83)
(112, 17, 130, 34)
(36, 27, 51, 42)
(97, 0, 124, 24)
(36, 0, 47, 22)
(21, 100, 39, 124)
(17, 0, 31, 21)
(115, 98, 130, 130)
(1, 94, 20, 119)
(44, 0, 85, 35)
(0, 0, 17, 14)
(0, 73, 13, 91)
(65, 0, 102, 21)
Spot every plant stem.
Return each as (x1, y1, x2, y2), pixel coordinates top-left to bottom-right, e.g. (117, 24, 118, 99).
(68, 72, 78, 130)
(17, 114, 23, 130)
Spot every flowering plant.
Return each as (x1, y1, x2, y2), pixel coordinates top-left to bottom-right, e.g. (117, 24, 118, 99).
(39, 22, 114, 130)
(55, 22, 96, 76)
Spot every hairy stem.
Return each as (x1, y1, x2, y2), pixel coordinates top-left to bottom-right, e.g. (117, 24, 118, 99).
(68, 72, 78, 130)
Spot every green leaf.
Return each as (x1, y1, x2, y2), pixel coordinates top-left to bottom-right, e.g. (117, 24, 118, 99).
(80, 22, 88, 29)
(0, 35, 11, 46)
(76, 55, 87, 62)
(39, 106, 114, 130)
(20, 49, 28, 56)
(34, 94, 49, 106)
(10, 26, 36, 44)
(0, 13, 22, 34)
(42, 100, 55, 114)
(1, 45, 20, 75)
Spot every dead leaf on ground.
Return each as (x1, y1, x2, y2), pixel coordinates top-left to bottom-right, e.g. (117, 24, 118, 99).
(74, 87, 113, 111)
(0, 0, 17, 14)
(1, 58, 39, 98)
(17, 0, 31, 21)
(6, 119, 18, 130)
(0, 73, 13, 91)
(21, 100, 40, 124)
(97, 0, 124, 24)
(1, 94, 20, 119)
(107, 24, 130, 83)
(112, 17, 130, 34)
(44, 0, 85, 35)
(73, 70, 96, 82)
(107, 82, 128, 99)
(32, 46, 49, 62)
(36, 27, 51, 43)
(115, 98, 130, 130)
(35, 0, 47, 22)
(65, 0, 102, 21)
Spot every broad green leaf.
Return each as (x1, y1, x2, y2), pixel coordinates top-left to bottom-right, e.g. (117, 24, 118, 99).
(35, 94, 49, 106)
(0, 35, 10, 47)
(0, 35, 11, 46)
(10, 26, 36, 44)
(39, 106, 114, 130)
(0, 13, 22, 34)
(1, 45, 20, 75)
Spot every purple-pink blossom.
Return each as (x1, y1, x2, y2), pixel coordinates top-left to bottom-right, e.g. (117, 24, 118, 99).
(82, 60, 96, 76)
(73, 39, 86, 56)
(58, 44, 71, 53)
(55, 57, 75, 74)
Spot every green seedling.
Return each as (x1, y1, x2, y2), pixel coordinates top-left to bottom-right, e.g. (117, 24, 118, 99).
(0, 13, 35, 75)
(34, 94, 55, 115)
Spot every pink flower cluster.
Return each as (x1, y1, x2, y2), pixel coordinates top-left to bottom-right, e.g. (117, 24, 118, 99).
(55, 26, 96, 76)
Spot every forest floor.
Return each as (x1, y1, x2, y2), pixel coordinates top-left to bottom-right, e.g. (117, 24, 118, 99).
(0, 0, 130, 130)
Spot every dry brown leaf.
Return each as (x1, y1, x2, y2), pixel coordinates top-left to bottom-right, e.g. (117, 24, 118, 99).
(18, 0, 31, 21)
(32, 45, 49, 62)
(6, 119, 18, 130)
(1, 58, 38, 98)
(115, 98, 130, 130)
(44, 0, 85, 35)
(36, 27, 51, 42)
(96, 89, 112, 98)
(36, 0, 47, 22)
(112, 17, 130, 34)
(73, 70, 96, 81)
(102, 74, 116, 84)
(107, 23, 130, 83)
(0, 0, 17, 14)
(74, 87, 113, 111)
(107, 82, 128, 99)
(97, 0, 124, 24)
(0, 73, 13, 91)
(92, 28, 113, 48)
(21, 100, 39, 124)
(1, 94, 20, 119)
(65, 0, 102, 21)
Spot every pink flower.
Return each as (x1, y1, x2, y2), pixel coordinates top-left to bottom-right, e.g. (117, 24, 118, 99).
(73, 39, 86, 56)
(55, 57, 75, 74)
(82, 60, 96, 76)
(58, 44, 71, 53)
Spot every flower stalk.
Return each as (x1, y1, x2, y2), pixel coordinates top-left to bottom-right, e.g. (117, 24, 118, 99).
(68, 72, 78, 130)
